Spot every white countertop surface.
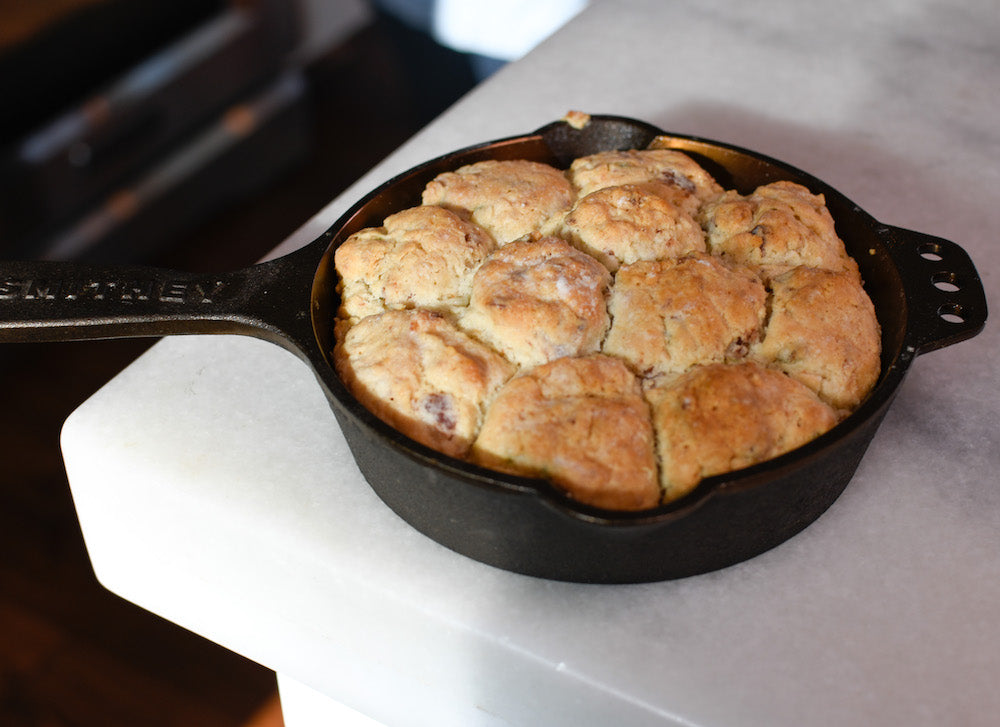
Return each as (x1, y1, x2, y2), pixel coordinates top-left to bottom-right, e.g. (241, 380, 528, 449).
(62, 1, 1000, 725)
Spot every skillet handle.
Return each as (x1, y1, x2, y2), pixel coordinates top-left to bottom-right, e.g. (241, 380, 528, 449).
(880, 226, 988, 355)
(0, 244, 321, 352)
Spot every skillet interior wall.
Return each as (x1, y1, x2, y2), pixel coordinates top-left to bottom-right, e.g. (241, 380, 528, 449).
(0, 9, 484, 727)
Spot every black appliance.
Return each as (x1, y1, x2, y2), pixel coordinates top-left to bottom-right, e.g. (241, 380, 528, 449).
(0, 0, 335, 261)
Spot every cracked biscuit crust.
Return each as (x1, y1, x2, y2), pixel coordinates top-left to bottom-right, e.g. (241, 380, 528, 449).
(334, 309, 516, 459)
(421, 159, 574, 244)
(604, 254, 767, 381)
(461, 235, 612, 369)
(568, 148, 723, 216)
(699, 181, 858, 279)
(754, 267, 881, 412)
(646, 362, 838, 502)
(334, 205, 496, 321)
(472, 355, 661, 511)
(561, 182, 706, 271)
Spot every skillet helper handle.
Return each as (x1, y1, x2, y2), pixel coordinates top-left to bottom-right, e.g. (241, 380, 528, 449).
(0, 252, 313, 347)
(880, 226, 988, 355)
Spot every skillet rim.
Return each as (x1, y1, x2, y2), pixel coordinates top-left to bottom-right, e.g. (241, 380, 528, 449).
(305, 113, 947, 529)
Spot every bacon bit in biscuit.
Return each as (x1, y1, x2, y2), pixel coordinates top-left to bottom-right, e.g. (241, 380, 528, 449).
(420, 392, 457, 433)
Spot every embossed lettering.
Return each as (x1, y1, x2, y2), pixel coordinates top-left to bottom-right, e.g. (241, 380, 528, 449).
(121, 281, 153, 301)
(0, 277, 225, 304)
(99, 281, 118, 300)
(63, 281, 103, 300)
(195, 281, 225, 303)
(159, 282, 189, 303)
(24, 280, 60, 299)
(0, 278, 26, 300)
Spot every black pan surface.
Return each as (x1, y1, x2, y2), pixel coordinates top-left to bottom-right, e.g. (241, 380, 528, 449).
(0, 115, 988, 582)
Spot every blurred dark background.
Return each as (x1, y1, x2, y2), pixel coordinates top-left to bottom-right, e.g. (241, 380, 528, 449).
(0, 1, 495, 724)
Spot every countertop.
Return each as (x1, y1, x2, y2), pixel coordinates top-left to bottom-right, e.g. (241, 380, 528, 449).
(61, 1, 1000, 725)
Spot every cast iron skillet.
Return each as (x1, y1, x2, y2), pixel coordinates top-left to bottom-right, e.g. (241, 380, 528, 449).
(0, 115, 988, 583)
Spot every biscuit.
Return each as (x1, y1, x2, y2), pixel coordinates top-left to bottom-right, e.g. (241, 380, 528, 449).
(472, 355, 661, 511)
(568, 148, 724, 216)
(561, 182, 706, 271)
(603, 254, 767, 381)
(461, 235, 612, 368)
(646, 362, 838, 502)
(754, 267, 881, 412)
(421, 159, 574, 244)
(699, 181, 858, 279)
(334, 309, 516, 458)
(334, 205, 496, 321)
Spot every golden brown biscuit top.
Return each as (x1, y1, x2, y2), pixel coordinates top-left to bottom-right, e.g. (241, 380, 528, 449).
(334, 205, 496, 320)
(472, 354, 661, 511)
(754, 267, 881, 412)
(604, 254, 767, 381)
(333, 309, 515, 459)
(647, 361, 838, 501)
(561, 182, 707, 271)
(421, 159, 574, 244)
(568, 148, 724, 215)
(461, 235, 612, 368)
(700, 180, 858, 278)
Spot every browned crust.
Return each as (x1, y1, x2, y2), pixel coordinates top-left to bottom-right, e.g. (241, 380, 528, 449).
(604, 253, 767, 381)
(461, 235, 612, 368)
(421, 159, 574, 244)
(568, 148, 723, 216)
(699, 181, 859, 279)
(754, 267, 881, 412)
(334, 309, 516, 458)
(334, 205, 496, 321)
(561, 182, 706, 271)
(472, 355, 661, 511)
(646, 362, 838, 502)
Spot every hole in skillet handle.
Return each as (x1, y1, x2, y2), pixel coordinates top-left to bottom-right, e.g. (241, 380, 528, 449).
(879, 226, 988, 354)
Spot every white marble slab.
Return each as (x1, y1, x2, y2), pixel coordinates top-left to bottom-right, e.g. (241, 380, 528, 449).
(62, 0, 1000, 725)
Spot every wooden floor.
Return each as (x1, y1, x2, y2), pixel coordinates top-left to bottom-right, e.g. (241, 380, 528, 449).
(0, 11, 477, 726)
